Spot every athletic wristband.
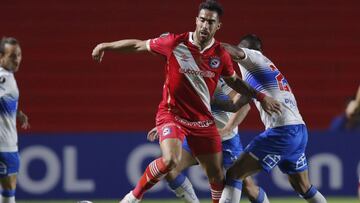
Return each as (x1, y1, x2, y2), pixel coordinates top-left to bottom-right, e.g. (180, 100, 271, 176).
(256, 92, 266, 102)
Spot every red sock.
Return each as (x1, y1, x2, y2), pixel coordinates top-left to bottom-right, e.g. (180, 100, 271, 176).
(210, 182, 224, 203)
(132, 158, 170, 199)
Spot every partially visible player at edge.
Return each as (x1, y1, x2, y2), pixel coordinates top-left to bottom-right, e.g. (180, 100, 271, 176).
(0, 37, 30, 203)
(92, 1, 281, 202)
(218, 34, 327, 203)
(148, 78, 271, 203)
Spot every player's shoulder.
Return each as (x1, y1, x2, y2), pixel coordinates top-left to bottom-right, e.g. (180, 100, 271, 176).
(0, 68, 11, 77)
(0, 68, 12, 85)
(154, 32, 188, 44)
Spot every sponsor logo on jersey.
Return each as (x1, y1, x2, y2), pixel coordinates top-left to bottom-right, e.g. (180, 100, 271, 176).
(0, 77, 6, 84)
(175, 116, 214, 128)
(209, 57, 220, 69)
(179, 68, 215, 78)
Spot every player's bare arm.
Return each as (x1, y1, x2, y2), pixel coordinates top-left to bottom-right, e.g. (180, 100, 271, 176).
(221, 42, 245, 62)
(17, 110, 30, 129)
(218, 91, 251, 137)
(223, 73, 282, 115)
(92, 39, 148, 62)
(212, 93, 251, 113)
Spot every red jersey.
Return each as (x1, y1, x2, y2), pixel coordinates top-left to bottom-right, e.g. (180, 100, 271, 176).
(147, 32, 234, 134)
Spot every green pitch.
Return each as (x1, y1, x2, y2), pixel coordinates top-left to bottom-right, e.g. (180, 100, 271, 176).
(17, 197, 358, 203)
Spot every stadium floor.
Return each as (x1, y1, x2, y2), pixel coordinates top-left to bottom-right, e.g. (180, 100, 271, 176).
(17, 197, 358, 203)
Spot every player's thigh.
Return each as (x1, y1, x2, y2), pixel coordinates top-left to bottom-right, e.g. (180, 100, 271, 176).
(287, 170, 311, 194)
(245, 124, 307, 173)
(160, 138, 183, 166)
(158, 123, 186, 165)
(226, 152, 262, 181)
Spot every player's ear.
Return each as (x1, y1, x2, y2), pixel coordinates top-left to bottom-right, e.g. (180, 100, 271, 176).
(216, 22, 222, 30)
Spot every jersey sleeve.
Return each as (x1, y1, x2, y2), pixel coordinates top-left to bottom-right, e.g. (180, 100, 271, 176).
(146, 33, 176, 58)
(221, 51, 235, 77)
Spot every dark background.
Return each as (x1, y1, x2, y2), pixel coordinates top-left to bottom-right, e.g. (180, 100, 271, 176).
(3, 0, 360, 132)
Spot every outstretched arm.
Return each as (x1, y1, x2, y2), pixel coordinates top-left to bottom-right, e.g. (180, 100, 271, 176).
(223, 73, 282, 115)
(92, 39, 148, 62)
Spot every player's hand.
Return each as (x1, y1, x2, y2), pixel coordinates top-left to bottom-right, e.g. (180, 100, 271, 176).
(92, 44, 105, 63)
(17, 111, 30, 130)
(147, 127, 159, 142)
(261, 95, 282, 116)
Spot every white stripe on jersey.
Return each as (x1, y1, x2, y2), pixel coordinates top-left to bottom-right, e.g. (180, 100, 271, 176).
(173, 43, 211, 112)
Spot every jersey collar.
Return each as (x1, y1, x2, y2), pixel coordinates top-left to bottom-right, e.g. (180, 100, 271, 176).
(189, 32, 215, 53)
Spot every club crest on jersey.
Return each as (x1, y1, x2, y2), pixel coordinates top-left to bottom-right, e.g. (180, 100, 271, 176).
(0, 77, 5, 84)
(209, 57, 220, 69)
(162, 127, 171, 136)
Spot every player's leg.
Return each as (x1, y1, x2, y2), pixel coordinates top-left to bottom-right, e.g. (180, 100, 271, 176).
(165, 139, 199, 203)
(220, 125, 305, 203)
(0, 152, 20, 203)
(188, 135, 224, 203)
(221, 134, 270, 203)
(121, 123, 185, 203)
(287, 170, 326, 203)
(0, 175, 17, 203)
(242, 177, 270, 203)
(220, 152, 262, 203)
(278, 125, 326, 203)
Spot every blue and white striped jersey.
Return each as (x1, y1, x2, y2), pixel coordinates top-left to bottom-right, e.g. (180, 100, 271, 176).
(238, 48, 304, 129)
(0, 67, 19, 152)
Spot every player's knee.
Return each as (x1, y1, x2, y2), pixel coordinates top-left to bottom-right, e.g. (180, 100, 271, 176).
(162, 155, 180, 170)
(165, 169, 180, 181)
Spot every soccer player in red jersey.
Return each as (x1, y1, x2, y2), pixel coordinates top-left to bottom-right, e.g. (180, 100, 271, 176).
(92, 1, 280, 202)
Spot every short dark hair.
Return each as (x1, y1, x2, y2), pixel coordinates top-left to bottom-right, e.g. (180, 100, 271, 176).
(0, 37, 19, 55)
(199, 0, 224, 17)
(239, 34, 263, 52)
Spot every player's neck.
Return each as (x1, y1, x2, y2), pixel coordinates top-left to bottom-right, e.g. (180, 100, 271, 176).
(192, 32, 213, 51)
